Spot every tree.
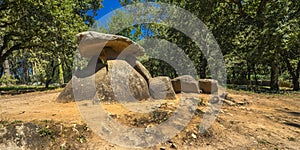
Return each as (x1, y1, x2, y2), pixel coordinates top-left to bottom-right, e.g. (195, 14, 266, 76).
(116, 0, 300, 91)
(0, 0, 103, 87)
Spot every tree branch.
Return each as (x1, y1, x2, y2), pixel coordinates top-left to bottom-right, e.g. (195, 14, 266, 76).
(0, 32, 22, 55)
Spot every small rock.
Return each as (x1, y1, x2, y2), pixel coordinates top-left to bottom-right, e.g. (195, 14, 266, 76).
(210, 96, 219, 104)
(240, 106, 246, 110)
(167, 140, 173, 143)
(191, 133, 197, 139)
(145, 125, 155, 133)
(227, 113, 233, 117)
(160, 147, 166, 150)
(220, 92, 228, 99)
(170, 143, 177, 149)
(197, 99, 206, 106)
(244, 98, 253, 104)
(102, 127, 112, 134)
(236, 101, 245, 105)
(19, 111, 25, 114)
(109, 113, 118, 119)
(195, 108, 205, 116)
(223, 99, 235, 106)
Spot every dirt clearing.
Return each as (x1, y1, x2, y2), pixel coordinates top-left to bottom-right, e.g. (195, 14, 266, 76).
(0, 89, 299, 149)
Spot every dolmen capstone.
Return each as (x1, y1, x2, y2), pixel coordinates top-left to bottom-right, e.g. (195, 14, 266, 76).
(77, 31, 144, 61)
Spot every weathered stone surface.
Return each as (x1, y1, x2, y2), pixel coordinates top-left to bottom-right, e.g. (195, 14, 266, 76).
(134, 61, 152, 84)
(57, 60, 150, 102)
(198, 79, 218, 94)
(56, 80, 75, 103)
(99, 60, 150, 102)
(171, 75, 200, 93)
(149, 76, 176, 100)
(76, 31, 145, 58)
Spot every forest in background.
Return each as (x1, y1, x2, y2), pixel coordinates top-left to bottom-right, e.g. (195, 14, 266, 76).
(0, 0, 299, 91)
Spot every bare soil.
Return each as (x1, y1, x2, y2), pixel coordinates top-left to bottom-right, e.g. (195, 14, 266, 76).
(0, 89, 299, 149)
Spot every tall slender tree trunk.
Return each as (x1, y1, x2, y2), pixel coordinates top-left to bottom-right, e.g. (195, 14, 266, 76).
(3, 59, 12, 85)
(32, 62, 36, 82)
(58, 58, 64, 84)
(4, 59, 10, 76)
(253, 64, 258, 86)
(247, 62, 251, 81)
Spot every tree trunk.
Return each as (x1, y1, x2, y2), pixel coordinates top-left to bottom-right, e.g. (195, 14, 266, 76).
(247, 62, 251, 81)
(45, 61, 58, 88)
(270, 59, 279, 91)
(283, 56, 300, 91)
(292, 61, 300, 91)
(0, 66, 3, 78)
(271, 36, 281, 91)
(292, 76, 299, 91)
(253, 64, 258, 86)
(45, 79, 52, 89)
(32, 62, 36, 82)
(232, 67, 236, 84)
(199, 57, 207, 79)
(58, 58, 64, 84)
(4, 59, 10, 76)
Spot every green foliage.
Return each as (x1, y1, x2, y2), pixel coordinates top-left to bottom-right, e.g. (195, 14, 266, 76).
(0, 0, 104, 86)
(0, 0, 299, 91)
(0, 74, 18, 85)
(117, 0, 300, 90)
(37, 127, 55, 137)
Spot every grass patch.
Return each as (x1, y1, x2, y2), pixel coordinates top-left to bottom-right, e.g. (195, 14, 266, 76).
(0, 85, 56, 91)
(226, 84, 299, 95)
(37, 127, 56, 138)
(0, 85, 60, 95)
(288, 137, 297, 142)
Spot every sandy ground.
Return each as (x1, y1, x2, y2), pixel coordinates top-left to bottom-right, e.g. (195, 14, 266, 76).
(0, 89, 299, 149)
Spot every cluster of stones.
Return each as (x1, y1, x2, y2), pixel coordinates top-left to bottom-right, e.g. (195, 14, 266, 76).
(57, 31, 218, 102)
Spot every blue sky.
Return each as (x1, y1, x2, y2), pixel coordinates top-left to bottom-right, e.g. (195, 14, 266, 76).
(86, 0, 123, 28)
(88, 0, 153, 38)
(94, 0, 122, 20)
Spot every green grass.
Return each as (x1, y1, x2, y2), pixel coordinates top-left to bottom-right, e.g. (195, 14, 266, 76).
(0, 85, 56, 91)
(226, 84, 298, 95)
(0, 85, 61, 95)
(288, 137, 297, 142)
